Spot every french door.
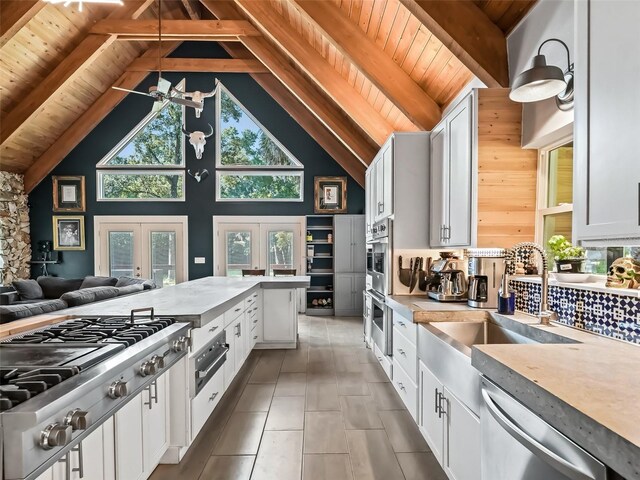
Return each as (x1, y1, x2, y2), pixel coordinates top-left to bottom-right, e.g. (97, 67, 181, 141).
(214, 217, 303, 277)
(95, 216, 187, 287)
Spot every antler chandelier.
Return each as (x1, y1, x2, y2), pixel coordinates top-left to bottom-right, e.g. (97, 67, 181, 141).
(43, 0, 123, 12)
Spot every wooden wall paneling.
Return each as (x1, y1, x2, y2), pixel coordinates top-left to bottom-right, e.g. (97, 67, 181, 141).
(476, 88, 538, 248)
(0, 0, 155, 146)
(23, 43, 180, 193)
(292, 0, 441, 130)
(399, 0, 509, 88)
(231, 0, 393, 147)
(0, 0, 46, 48)
(201, 0, 373, 181)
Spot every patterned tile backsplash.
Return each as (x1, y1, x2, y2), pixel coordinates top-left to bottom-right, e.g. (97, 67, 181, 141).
(511, 280, 640, 345)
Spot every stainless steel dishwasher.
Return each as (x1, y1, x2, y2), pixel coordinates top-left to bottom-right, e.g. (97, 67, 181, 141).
(481, 377, 607, 480)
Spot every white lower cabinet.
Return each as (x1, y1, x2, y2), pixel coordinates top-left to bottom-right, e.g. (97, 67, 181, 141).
(38, 419, 116, 480)
(224, 322, 237, 389)
(191, 364, 224, 440)
(419, 360, 480, 480)
(262, 288, 297, 344)
(114, 373, 169, 480)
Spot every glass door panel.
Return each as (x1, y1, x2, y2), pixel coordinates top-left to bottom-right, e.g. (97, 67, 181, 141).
(219, 225, 260, 276)
(267, 230, 294, 275)
(109, 231, 136, 277)
(150, 231, 177, 287)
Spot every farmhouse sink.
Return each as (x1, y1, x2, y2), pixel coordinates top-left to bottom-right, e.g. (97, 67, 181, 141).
(429, 320, 539, 348)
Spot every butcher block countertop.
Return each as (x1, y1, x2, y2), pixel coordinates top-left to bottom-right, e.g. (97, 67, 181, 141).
(387, 296, 640, 479)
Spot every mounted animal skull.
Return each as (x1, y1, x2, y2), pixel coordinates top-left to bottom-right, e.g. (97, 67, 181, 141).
(606, 256, 640, 289)
(173, 86, 215, 118)
(182, 124, 213, 160)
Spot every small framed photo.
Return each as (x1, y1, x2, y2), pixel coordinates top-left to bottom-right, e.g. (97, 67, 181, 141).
(53, 176, 85, 212)
(314, 176, 347, 214)
(53, 216, 85, 251)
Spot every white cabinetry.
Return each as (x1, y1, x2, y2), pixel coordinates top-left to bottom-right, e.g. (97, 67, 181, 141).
(261, 288, 297, 345)
(429, 94, 474, 247)
(223, 322, 237, 389)
(335, 273, 365, 316)
(335, 215, 366, 274)
(574, 0, 640, 243)
(391, 313, 419, 421)
(191, 364, 224, 440)
(114, 373, 169, 480)
(365, 169, 373, 240)
(374, 140, 394, 222)
(418, 360, 480, 480)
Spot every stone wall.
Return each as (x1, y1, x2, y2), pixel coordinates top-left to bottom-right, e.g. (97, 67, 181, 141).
(0, 172, 31, 284)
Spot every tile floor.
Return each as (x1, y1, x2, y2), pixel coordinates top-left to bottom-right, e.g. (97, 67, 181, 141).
(150, 315, 447, 480)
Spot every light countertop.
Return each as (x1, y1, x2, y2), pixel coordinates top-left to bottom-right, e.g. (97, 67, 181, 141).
(60, 276, 310, 327)
(393, 296, 640, 479)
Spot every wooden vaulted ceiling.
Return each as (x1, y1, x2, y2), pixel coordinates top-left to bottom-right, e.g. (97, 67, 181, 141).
(0, 0, 536, 191)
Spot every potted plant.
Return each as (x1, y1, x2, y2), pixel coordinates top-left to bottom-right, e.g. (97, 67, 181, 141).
(547, 235, 586, 273)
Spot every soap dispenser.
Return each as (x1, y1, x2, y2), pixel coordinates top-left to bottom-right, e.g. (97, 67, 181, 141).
(497, 262, 515, 315)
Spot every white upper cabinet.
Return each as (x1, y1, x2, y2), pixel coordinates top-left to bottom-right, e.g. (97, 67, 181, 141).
(429, 94, 474, 248)
(365, 169, 373, 240)
(574, 0, 640, 243)
(373, 139, 394, 222)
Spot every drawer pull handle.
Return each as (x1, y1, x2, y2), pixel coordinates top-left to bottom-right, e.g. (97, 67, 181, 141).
(253, 319, 258, 324)
(398, 382, 406, 391)
(399, 322, 406, 328)
(253, 335, 258, 340)
(397, 348, 406, 356)
(377, 356, 383, 361)
(209, 326, 219, 333)
(209, 392, 219, 402)
(235, 307, 242, 312)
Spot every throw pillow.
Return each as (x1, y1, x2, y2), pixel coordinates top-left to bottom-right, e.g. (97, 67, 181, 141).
(37, 276, 84, 299)
(80, 276, 118, 289)
(12, 279, 44, 300)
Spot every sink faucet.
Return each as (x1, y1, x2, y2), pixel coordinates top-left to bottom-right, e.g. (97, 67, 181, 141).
(508, 242, 556, 326)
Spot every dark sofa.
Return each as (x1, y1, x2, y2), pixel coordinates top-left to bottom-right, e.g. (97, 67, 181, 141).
(0, 275, 156, 323)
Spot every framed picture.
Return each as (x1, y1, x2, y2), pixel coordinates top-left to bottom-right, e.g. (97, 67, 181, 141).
(53, 176, 85, 212)
(314, 176, 347, 213)
(53, 216, 85, 251)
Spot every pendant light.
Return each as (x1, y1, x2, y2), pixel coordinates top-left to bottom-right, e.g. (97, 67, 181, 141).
(510, 38, 574, 110)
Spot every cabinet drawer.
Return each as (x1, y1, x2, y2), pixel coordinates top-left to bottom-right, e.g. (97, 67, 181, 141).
(373, 343, 392, 380)
(191, 365, 224, 440)
(393, 326, 417, 382)
(224, 299, 245, 326)
(393, 362, 418, 421)
(190, 315, 224, 355)
(245, 292, 259, 310)
(393, 312, 417, 345)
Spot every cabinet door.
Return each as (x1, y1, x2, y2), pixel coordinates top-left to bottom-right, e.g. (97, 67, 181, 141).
(234, 318, 244, 370)
(334, 216, 352, 273)
(262, 289, 296, 342)
(574, 0, 640, 242)
(114, 392, 145, 480)
(429, 127, 447, 247)
(444, 387, 480, 480)
(365, 169, 373, 239)
(142, 374, 169, 473)
(351, 217, 366, 273)
(354, 274, 366, 315)
(374, 157, 385, 222)
(381, 141, 394, 219)
(224, 322, 237, 389)
(446, 96, 473, 247)
(419, 361, 444, 464)
(68, 421, 115, 480)
(334, 274, 354, 314)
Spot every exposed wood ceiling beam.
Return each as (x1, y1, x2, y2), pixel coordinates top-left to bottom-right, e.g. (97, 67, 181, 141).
(200, 0, 377, 171)
(90, 19, 260, 38)
(0, 0, 155, 146)
(180, 0, 202, 20)
(399, 0, 509, 88)
(0, 0, 46, 48)
(217, 41, 366, 185)
(290, 0, 440, 131)
(126, 57, 269, 73)
(232, 0, 393, 146)
(23, 43, 181, 194)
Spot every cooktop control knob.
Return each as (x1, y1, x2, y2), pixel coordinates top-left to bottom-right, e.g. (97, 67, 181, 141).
(171, 336, 190, 353)
(151, 354, 165, 370)
(108, 380, 128, 399)
(380, 224, 386, 231)
(64, 409, 90, 430)
(40, 423, 72, 450)
(139, 361, 157, 377)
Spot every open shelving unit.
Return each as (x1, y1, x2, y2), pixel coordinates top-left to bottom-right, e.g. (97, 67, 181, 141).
(305, 215, 334, 316)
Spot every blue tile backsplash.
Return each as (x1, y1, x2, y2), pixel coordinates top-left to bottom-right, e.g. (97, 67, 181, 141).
(511, 280, 640, 345)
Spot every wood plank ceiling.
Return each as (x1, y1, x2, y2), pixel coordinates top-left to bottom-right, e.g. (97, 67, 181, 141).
(0, 0, 536, 191)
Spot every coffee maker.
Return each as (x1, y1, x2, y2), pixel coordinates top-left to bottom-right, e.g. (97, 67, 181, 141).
(426, 253, 468, 302)
(466, 248, 508, 309)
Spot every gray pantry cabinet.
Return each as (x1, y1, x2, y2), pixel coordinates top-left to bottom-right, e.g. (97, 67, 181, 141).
(334, 215, 366, 316)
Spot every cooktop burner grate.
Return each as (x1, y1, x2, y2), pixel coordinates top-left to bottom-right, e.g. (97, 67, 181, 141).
(0, 367, 80, 412)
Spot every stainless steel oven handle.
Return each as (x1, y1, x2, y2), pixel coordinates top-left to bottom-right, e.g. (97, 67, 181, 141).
(481, 389, 595, 480)
(197, 347, 229, 379)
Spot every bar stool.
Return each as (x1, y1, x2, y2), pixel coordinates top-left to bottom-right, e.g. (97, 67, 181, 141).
(242, 269, 266, 276)
(273, 269, 297, 276)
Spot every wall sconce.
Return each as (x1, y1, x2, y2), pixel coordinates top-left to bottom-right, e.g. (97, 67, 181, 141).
(509, 38, 574, 110)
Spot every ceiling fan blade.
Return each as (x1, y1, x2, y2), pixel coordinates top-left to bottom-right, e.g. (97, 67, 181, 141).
(112, 86, 154, 97)
(157, 77, 172, 95)
(170, 97, 203, 109)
